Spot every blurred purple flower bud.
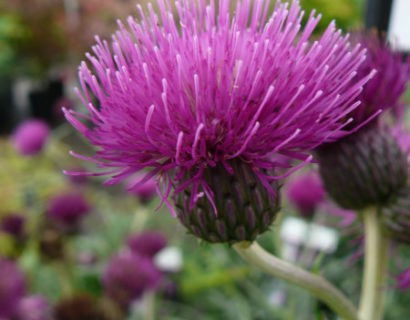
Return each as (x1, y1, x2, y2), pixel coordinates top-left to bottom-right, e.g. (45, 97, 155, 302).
(12, 120, 50, 156)
(103, 250, 162, 308)
(1, 214, 25, 239)
(127, 231, 167, 258)
(47, 192, 91, 233)
(286, 172, 325, 218)
(397, 268, 410, 291)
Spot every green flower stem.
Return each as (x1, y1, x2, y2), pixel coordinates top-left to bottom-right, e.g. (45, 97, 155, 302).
(358, 207, 389, 320)
(53, 262, 73, 298)
(144, 292, 156, 320)
(233, 241, 358, 320)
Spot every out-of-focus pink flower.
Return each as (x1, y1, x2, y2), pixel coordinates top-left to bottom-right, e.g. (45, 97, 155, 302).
(0, 259, 25, 318)
(397, 268, 410, 291)
(286, 172, 325, 218)
(47, 192, 91, 233)
(127, 231, 167, 258)
(12, 120, 50, 156)
(14, 295, 51, 320)
(103, 250, 162, 308)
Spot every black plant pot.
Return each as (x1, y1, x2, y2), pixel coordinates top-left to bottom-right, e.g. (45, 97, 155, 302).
(29, 78, 64, 123)
(0, 77, 18, 134)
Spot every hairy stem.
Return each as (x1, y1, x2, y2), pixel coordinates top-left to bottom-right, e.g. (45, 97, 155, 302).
(233, 241, 358, 320)
(359, 207, 389, 320)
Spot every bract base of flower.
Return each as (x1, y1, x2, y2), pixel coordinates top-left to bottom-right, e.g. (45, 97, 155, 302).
(174, 160, 280, 243)
(317, 124, 408, 210)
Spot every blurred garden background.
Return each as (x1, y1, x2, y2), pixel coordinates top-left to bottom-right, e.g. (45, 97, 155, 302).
(0, 1, 409, 319)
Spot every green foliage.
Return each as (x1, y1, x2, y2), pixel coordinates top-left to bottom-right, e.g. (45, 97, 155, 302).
(300, 0, 363, 33)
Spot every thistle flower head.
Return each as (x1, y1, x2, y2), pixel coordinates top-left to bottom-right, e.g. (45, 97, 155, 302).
(127, 231, 167, 258)
(349, 32, 410, 126)
(12, 119, 50, 156)
(103, 250, 162, 307)
(316, 33, 410, 210)
(286, 171, 325, 218)
(0, 259, 25, 318)
(65, 0, 370, 207)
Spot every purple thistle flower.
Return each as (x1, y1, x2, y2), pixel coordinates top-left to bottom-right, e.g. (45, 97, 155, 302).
(12, 119, 50, 156)
(14, 295, 51, 320)
(397, 268, 410, 291)
(349, 32, 410, 126)
(0, 259, 25, 318)
(1, 214, 25, 239)
(103, 250, 162, 308)
(127, 231, 167, 258)
(64, 0, 372, 213)
(286, 171, 325, 218)
(316, 33, 410, 211)
(47, 192, 91, 232)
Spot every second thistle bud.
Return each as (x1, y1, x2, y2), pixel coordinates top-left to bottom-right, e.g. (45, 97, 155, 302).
(174, 161, 280, 244)
(316, 125, 408, 210)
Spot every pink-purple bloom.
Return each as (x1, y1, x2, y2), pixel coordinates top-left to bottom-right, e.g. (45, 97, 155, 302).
(0, 259, 26, 318)
(397, 268, 410, 291)
(65, 0, 372, 212)
(127, 231, 167, 258)
(14, 295, 51, 320)
(286, 171, 325, 217)
(12, 119, 50, 156)
(47, 192, 91, 232)
(350, 32, 410, 126)
(103, 250, 162, 307)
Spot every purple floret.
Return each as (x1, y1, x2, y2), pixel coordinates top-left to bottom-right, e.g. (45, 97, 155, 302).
(65, 0, 373, 213)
